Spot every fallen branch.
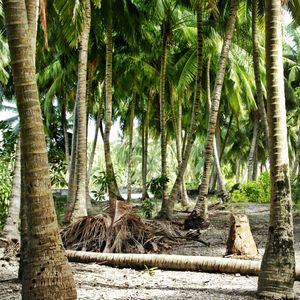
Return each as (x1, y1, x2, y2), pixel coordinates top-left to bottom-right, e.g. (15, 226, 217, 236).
(65, 250, 299, 281)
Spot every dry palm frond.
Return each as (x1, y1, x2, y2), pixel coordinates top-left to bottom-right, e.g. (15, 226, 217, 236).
(61, 200, 194, 254)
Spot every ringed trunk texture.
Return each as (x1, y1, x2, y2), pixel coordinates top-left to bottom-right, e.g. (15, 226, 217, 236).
(127, 93, 136, 202)
(71, 0, 91, 221)
(185, 0, 239, 230)
(161, 3, 203, 219)
(3, 0, 77, 298)
(66, 250, 300, 281)
(252, 0, 269, 148)
(103, 3, 123, 201)
(159, 23, 169, 209)
(3, 138, 21, 241)
(206, 55, 229, 201)
(257, 1, 295, 299)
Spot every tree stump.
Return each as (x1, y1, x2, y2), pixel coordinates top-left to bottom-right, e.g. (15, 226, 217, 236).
(225, 214, 258, 257)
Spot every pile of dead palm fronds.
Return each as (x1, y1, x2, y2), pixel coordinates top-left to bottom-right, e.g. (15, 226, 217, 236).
(61, 200, 191, 253)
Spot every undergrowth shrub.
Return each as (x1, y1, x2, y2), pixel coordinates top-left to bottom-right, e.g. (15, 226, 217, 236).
(292, 176, 300, 211)
(232, 172, 270, 203)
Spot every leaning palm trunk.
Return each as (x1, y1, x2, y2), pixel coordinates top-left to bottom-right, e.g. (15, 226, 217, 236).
(257, 1, 295, 298)
(127, 93, 136, 202)
(185, 0, 239, 230)
(3, 0, 77, 298)
(160, 3, 203, 219)
(206, 55, 229, 200)
(71, 0, 91, 221)
(3, 138, 21, 241)
(104, 3, 122, 201)
(66, 250, 300, 280)
(252, 0, 269, 148)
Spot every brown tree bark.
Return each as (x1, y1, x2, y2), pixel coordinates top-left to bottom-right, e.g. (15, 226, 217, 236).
(3, 0, 77, 298)
(257, 1, 295, 298)
(185, 0, 239, 229)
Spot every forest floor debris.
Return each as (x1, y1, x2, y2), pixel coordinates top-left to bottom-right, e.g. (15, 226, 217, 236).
(1, 202, 300, 299)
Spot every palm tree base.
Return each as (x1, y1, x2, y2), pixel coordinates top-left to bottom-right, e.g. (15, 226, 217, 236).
(184, 211, 210, 230)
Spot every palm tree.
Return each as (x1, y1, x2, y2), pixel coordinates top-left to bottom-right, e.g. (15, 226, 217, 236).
(3, 0, 77, 298)
(70, 0, 91, 221)
(184, 0, 239, 229)
(257, 0, 295, 298)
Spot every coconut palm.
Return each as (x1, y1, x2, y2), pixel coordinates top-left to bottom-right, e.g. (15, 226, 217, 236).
(3, 0, 77, 298)
(257, 0, 295, 298)
(184, 0, 239, 229)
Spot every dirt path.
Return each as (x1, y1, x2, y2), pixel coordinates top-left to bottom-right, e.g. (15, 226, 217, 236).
(1, 203, 300, 299)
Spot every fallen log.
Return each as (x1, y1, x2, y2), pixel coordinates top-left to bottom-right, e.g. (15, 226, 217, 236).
(66, 250, 300, 281)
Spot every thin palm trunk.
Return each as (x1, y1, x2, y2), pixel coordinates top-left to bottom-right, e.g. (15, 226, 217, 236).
(127, 93, 136, 202)
(257, 1, 295, 298)
(160, 3, 203, 219)
(3, 138, 21, 241)
(64, 98, 78, 224)
(3, 0, 77, 298)
(244, 112, 259, 182)
(71, 0, 91, 221)
(87, 88, 105, 181)
(159, 23, 169, 207)
(104, 2, 122, 201)
(252, 0, 269, 148)
(292, 125, 300, 180)
(142, 93, 151, 199)
(62, 100, 70, 169)
(206, 55, 229, 200)
(185, 0, 239, 229)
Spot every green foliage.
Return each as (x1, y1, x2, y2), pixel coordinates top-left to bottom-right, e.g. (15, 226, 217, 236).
(0, 160, 11, 229)
(53, 195, 67, 224)
(232, 172, 270, 203)
(0, 122, 15, 229)
(292, 176, 300, 211)
(147, 175, 169, 200)
(48, 145, 67, 188)
(91, 171, 113, 202)
(140, 197, 155, 218)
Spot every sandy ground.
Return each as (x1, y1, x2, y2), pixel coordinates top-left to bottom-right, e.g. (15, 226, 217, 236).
(1, 203, 300, 299)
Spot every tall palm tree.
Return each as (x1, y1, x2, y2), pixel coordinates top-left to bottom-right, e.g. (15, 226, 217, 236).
(70, 0, 91, 221)
(3, 0, 77, 298)
(257, 0, 295, 298)
(184, 0, 239, 229)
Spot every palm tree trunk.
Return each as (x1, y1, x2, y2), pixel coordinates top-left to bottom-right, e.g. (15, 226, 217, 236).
(160, 3, 203, 219)
(61, 100, 70, 169)
(252, 0, 269, 148)
(206, 55, 229, 201)
(127, 92, 136, 202)
(64, 98, 78, 224)
(257, 1, 295, 298)
(292, 125, 300, 180)
(159, 23, 170, 208)
(142, 93, 151, 199)
(185, 0, 239, 230)
(18, 148, 27, 280)
(65, 250, 300, 281)
(87, 87, 104, 181)
(244, 112, 259, 182)
(3, 138, 21, 242)
(3, 1, 77, 298)
(104, 1, 122, 201)
(71, 0, 91, 221)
